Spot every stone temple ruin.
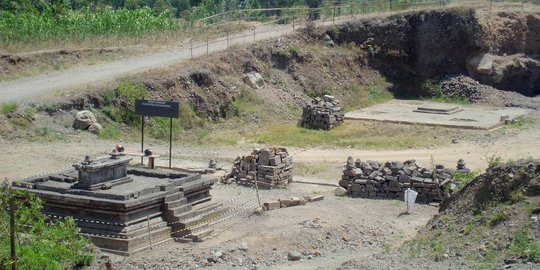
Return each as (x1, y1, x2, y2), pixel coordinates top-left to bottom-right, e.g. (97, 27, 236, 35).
(340, 157, 470, 203)
(12, 152, 225, 255)
(223, 147, 293, 188)
(300, 95, 345, 130)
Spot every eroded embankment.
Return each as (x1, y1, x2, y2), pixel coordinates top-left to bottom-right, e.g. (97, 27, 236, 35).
(327, 9, 540, 97)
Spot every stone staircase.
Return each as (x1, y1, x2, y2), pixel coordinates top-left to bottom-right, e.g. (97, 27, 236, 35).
(162, 189, 228, 242)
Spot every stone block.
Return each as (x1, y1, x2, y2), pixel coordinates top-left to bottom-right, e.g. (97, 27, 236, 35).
(263, 201, 281, 211)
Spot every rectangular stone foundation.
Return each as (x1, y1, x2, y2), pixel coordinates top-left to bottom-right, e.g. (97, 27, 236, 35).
(13, 161, 221, 255)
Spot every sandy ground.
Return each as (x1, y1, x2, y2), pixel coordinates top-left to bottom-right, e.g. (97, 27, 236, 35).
(110, 181, 440, 270)
(1, 109, 538, 269)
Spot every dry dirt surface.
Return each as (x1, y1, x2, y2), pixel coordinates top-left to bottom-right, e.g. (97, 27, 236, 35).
(1, 111, 539, 269)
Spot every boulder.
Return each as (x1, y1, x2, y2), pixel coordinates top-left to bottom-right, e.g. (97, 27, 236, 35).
(243, 72, 265, 89)
(88, 123, 103, 135)
(335, 187, 348, 197)
(467, 53, 493, 75)
(73, 110, 97, 130)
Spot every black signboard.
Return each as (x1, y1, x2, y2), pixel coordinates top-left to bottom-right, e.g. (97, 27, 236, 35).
(135, 99, 180, 118)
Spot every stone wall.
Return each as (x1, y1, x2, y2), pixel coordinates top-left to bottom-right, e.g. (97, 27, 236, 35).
(339, 157, 470, 203)
(223, 147, 293, 188)
(300, 95, 344, 130)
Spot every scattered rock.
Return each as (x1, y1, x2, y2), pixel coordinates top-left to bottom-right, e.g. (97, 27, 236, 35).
(243, 72, 265, 89)
(287, 251, 302, 261)
(88, 122, 103, 135)
(335, 187, 348, 197)
(238, 242, 249, 251)
(213, 250, 224, 258)
(73, 110, 97, 130)
(323, 34, 335, 47)
(253, 206, 264, 215)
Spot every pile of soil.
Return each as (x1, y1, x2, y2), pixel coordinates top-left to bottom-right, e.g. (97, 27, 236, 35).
(440, 75, 540, 109)
(414, 159, 540, 267)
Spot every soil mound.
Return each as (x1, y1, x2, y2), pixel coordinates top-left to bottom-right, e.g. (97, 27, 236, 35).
(411, 160, 540, 267)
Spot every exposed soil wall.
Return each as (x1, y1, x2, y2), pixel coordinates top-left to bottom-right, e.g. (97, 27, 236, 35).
(327, 9, 540, 97)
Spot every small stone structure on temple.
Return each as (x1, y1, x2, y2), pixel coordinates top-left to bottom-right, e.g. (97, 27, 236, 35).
(12, 151, 225, 255)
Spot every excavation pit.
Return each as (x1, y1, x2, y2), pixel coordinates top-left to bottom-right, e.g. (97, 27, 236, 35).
(345, 100, 533, 130)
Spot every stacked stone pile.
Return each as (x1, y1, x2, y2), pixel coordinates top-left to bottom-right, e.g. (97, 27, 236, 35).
(300, 95, 345, 130)
(339, 157, 468, 203)
(224, 147, 293, 188)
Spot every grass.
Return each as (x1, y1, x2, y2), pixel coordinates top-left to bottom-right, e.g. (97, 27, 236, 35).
(505, 117, 534, 129)
(407, 237, 446, 258)
(1, 102, 17, 114)
(294, 162, 328, 176)
(99, 125, 123, 140)
(341, 84, 393, 112)
(31, 127, 66, 142)
(487, 211, 509, 227)
(420, 79, 471, 105)
(243, 121, 443, 149)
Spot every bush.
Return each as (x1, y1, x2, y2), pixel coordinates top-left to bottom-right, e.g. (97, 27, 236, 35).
(0, 186, 95, 269)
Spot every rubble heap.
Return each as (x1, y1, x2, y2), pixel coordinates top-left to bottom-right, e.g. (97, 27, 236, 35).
(300, 95, 345, 130)
(224, 147, 293, 188)
(339, 157, 470, 203)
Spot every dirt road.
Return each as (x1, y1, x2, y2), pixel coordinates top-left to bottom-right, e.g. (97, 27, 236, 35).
(0, 24, 296, 103)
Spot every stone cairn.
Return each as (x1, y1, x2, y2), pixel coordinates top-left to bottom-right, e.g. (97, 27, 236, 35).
(300, 95, 345, 130)
(339, 157, 470, 203)
(223, 147, 293, 188)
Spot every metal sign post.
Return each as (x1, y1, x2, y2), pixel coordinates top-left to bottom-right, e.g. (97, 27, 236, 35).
(135, 99, 180, 169)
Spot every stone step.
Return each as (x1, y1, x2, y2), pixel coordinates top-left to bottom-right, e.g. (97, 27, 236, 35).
(191, 228, 215, 242)
(164, 198, 188, 210)
(171, 223, 209, 238)
(165, 201, 221, 222)
(180, 205, 228, 229)
(166, 204, 192, 217)
(164, 191, 184, 202)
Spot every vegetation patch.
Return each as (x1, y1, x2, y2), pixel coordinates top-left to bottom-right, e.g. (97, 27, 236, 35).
(245, 121, 444, 149)
(421, 79, 470, 105)
(1, 102, 17, 114)
(510, 230, 540, 263)
(0, 187, 95, 269)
